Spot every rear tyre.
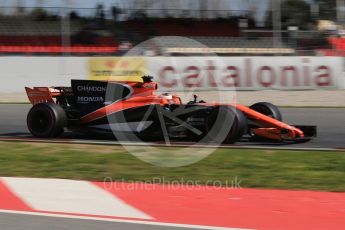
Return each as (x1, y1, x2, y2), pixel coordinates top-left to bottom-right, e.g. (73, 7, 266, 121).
(27, 103, 67, 138)
(249, 102, 282, 121)
(204, 106, 247, 144)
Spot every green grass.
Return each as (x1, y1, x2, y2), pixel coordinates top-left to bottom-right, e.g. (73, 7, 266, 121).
(0, 141, 344, 192)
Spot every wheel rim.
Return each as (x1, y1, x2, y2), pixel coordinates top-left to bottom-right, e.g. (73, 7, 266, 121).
(29, 109, 53, 134)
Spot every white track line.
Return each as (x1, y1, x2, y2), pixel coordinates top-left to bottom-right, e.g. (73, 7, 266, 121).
(2, 177, 151, 220)
(0, 209, 251, 230)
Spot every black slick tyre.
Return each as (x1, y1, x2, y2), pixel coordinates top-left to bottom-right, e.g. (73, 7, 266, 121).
(249, 102, 282, 121)
(204, 106, 247, 144)
(27, 103, 67, 138)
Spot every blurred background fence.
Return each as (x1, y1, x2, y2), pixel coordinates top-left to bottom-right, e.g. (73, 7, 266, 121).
(0, 0, 343, 57)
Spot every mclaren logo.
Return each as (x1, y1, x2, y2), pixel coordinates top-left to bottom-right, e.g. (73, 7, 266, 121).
(77, 85, 107, 93)
(78, 96, 104, 103)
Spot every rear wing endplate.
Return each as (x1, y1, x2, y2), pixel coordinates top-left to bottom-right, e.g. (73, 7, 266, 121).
(25, 87, 60, 105)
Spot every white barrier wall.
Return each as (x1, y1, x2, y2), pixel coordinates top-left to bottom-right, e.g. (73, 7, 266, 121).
(0, 57, 87, 93)
(0, 56, 344, 93)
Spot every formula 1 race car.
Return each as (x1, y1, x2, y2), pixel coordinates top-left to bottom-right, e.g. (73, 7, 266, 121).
(25, 76, 316, 144)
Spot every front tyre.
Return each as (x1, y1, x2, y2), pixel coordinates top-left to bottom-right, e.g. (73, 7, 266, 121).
(249, 102, 282, 121)
(204, 106, 247, 144)
(27, 103, 67, 138)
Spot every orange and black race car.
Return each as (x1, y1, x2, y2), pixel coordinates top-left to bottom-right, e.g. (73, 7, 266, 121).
(25, 76, 316, 144)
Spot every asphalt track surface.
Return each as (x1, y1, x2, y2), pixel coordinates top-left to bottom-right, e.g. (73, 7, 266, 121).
(0, 212, 210, 230)
(0, 104, 345, 149)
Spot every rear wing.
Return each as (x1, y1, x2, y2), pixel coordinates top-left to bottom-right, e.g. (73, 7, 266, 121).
(25, 87, 61, 105)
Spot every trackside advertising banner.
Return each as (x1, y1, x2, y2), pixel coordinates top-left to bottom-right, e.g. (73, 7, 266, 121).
(88, 56, 344, 91)
(148, 56, 344, 91)
(88, 57, 147, 82)
(0, 56, 344, 93)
